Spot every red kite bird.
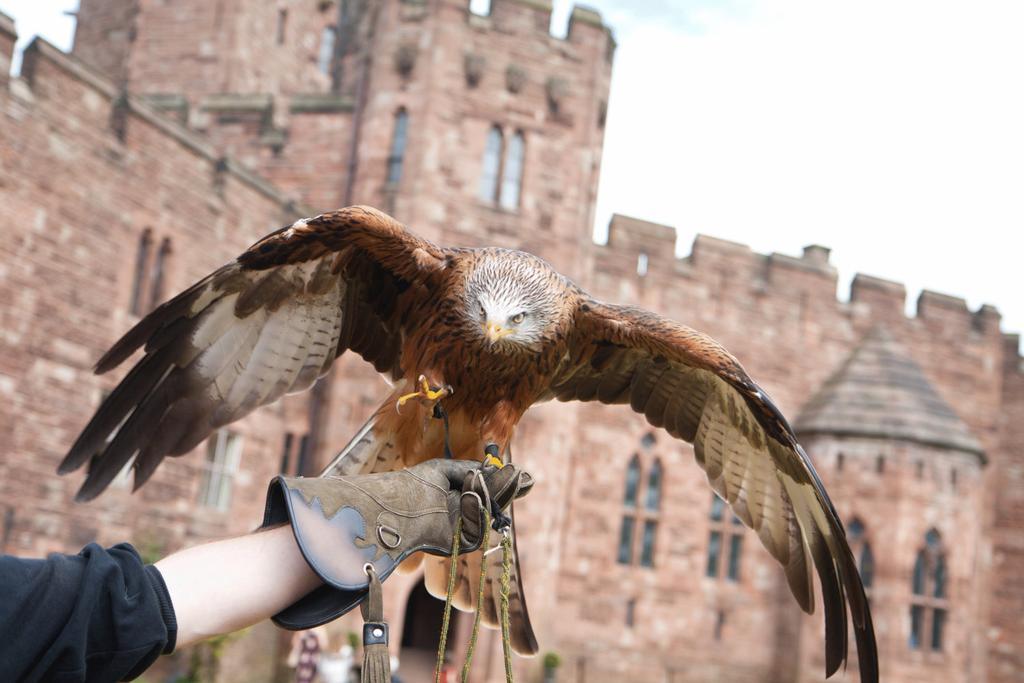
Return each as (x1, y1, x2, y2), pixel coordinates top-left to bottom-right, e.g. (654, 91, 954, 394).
(60, 206, 877, 681)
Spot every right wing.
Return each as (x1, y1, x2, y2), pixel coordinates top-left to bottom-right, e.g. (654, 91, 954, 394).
(60, 206, 449, 501)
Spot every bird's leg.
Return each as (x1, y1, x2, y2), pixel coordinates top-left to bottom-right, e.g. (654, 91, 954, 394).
(483, 443, 505, 469)
(395, 374, 452, 413)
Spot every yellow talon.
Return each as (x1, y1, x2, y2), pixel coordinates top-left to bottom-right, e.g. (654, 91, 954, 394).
(484, 454, 504, 469)
(395, 375, 451, 413)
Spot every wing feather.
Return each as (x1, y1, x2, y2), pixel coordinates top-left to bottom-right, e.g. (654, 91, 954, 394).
(550, 301, 877, 683)
(61, 206, 447, 500)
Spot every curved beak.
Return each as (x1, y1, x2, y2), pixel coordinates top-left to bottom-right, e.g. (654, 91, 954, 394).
(485, 321, 510, 343)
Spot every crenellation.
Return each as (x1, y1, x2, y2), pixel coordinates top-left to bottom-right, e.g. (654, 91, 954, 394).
(766, 250, 836, 278)
(489, 0, 553, 36)
(606, 213, 675, 253)
(0, 10, 15, 84)
(973, 303, 1002, 336)
(917, 288, 974, 333)
(1004, 334, 1023, 372)
(850, 272, 907, 319)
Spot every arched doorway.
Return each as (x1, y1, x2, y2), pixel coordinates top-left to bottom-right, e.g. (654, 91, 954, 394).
(399, 580, 462, 680)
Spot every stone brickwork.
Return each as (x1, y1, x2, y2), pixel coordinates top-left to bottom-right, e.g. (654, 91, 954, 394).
(1, 2, 1022, 682)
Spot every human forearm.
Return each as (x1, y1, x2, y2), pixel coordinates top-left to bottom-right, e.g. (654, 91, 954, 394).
(155, 524, 321, 648)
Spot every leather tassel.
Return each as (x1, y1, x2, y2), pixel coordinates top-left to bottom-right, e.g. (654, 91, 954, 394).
(361, 566, 391, 683)
(362, 637, 390, 683)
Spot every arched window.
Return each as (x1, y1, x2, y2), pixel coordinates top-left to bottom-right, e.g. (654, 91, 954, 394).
(478, 126, 503, 202)
(499, 131, 525, 210)
(706, 493, 744, 582)
(130, 229, 153, 315)
(909, 529, 949, 651)
(386, 108, 409, 186)
(847, 518, 875, 592)
(617, 451, 664, 568)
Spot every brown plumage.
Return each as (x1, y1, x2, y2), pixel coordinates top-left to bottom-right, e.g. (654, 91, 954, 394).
(60, 206, 876, 680)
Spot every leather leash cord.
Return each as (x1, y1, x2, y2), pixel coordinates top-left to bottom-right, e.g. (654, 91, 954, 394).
(433, 510, 516, 683)
(459, 508, 491, 682)
(498, 529, 514, 683)
(434, 516, 462, 683)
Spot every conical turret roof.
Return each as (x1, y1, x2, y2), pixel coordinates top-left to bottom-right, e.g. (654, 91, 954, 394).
(795, 327, 984, 458)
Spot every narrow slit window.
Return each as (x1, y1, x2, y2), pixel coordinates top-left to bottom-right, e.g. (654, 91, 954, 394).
(130, 229, 153, 315)
(639, 519, 657, 568)
(318, 26, 336, 75)
(386, 108, 409, 186)
(149, 238, 171, 309)
(498, 131, 525, 210)
(478, 126, 503, 202)
(617, 515, 635, 565)
(277, 9, 288, 44)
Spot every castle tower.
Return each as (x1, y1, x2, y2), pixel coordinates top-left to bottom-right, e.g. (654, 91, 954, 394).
(71, 0, 615, 260)
(795, 327, 988, 682)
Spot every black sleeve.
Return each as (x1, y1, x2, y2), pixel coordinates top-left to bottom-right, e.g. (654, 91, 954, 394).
(0, 543, 178, 683)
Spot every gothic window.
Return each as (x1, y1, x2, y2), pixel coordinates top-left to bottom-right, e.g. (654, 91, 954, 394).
(617, 453, 663, 568)
(197, 429, 243, 512)
(318, 26, 336, 75)
(386, 108, 409, 186)
(149, 238, 171, 308)
(498, 131, 525, 210)
(130, 229, 153, 315)
(847, 518, 875, 592)
(706, 494, 744, 582)
(836, 452, 845, 472)
(909, 529, 949, 651)
(478, 126, 503, 202)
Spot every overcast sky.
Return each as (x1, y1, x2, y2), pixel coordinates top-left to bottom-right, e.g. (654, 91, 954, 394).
(4, 0, 1022, 343)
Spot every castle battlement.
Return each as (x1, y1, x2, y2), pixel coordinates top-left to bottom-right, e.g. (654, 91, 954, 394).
(594, 214, 1010, 344)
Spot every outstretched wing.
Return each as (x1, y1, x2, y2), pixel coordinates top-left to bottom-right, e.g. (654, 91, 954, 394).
(548, 301, 878, 683)
(60, 206, 448, 501)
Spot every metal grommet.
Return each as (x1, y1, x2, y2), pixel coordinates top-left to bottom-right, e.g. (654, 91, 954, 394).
(363, 562, 375, 577)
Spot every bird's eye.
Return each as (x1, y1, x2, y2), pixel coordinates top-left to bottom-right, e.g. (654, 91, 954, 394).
(479, 304, 486, 319)
(510, 312, 526, 325)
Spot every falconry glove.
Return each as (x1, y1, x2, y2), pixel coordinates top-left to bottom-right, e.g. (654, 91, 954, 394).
(260, 458, 533, 630)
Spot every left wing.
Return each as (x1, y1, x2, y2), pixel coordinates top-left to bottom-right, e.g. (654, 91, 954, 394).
(547, 301, 878, 683)
(60, 206, 447, 500)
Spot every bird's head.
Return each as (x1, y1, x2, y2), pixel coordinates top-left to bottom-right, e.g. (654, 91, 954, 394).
(465, 251, 566, 349)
